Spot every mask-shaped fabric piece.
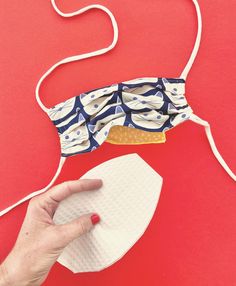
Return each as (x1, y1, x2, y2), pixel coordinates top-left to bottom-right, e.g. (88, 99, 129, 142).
(53, 153, 163, 273)
(0, 0, 235, 217)
(47, 77, 188, 157)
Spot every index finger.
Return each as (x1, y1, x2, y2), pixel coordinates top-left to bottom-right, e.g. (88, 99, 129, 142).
(35, 179, 102, 211)
(46, 179, 103, 203)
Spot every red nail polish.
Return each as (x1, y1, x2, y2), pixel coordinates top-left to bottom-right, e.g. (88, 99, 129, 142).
(91, 214, 100, 225)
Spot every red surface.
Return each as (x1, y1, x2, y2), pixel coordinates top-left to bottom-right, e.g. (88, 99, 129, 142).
(0, 0, 236, 285)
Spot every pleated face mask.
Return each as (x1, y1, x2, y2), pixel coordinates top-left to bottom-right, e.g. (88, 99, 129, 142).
(47, 77, 186, 156)
(1, 0, 235, 216)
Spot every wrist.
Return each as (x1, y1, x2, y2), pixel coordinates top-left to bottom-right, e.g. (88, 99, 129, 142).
(0, 261, 32, 286)
(0, 254, 42, 286)
(0, 264, 10, 286)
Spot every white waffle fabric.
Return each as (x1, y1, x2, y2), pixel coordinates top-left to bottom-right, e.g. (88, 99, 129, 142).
(53, 153, 163, 273)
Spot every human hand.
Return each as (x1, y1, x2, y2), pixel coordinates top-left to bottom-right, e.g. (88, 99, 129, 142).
(0, 179, 102, 286)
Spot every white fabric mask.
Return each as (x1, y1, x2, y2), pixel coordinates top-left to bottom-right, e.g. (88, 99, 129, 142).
(53, 153, 163, 273)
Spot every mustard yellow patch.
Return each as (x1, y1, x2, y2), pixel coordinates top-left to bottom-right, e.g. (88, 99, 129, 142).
(106, 126, 166, 145)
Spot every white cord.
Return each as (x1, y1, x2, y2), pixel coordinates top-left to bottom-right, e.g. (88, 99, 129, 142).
(35, 0, 119, 113)
(0, 157, 66, 217)
(183, 3, 235, 181)
(35, 0, 201, 111)
(190, 114, 236, 181)
(180, 0, 202, 80)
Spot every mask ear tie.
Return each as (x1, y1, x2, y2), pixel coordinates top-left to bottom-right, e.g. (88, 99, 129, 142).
(180, 0, 202, 80)
(0, 157, 66, 217)
(190, 114, 236, 181)
(36, 1, 119, 113)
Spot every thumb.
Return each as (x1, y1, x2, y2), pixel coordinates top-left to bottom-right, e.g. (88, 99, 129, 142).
(55, 213, 100, 246)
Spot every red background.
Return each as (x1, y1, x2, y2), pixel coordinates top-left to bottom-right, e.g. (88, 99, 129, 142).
(1, 0, 236, 285)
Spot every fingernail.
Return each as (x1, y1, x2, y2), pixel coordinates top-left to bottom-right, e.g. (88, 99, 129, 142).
(91, 214, 100, 225)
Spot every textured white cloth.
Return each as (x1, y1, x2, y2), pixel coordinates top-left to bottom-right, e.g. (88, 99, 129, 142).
(53, 153, 163, 273)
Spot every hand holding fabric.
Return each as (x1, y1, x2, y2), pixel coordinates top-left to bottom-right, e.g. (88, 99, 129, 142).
(0, 179, 102, 286)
